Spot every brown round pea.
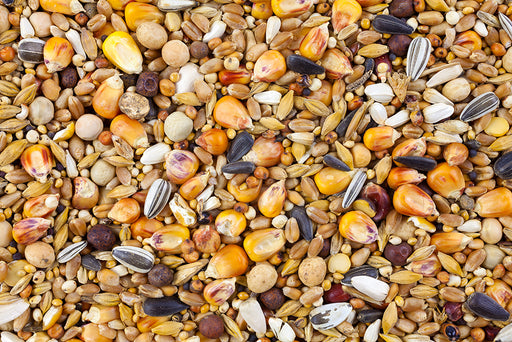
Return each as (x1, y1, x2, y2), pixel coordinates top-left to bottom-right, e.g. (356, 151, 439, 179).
(136, 22, 168, 50)
(189, 41, 209, 59)
(259, 287, 285, 310)
(162, 40, 190, 68)
(148, 264, 174, 287)
(199, 314, 224, 339)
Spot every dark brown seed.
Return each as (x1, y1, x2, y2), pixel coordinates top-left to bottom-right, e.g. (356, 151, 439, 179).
(60, 67, 78, 88)
(259, 287, 285, 310)
(136, 71, 159, 97)
(148, 264, 174, 287)
(383, 242, 412, 266)
(388, 34, 412, 56)
(190, 41, 209, 59)
(389, 0, 414, 18)
(86, 224, 116, 251)
(198, 314, 225, 339)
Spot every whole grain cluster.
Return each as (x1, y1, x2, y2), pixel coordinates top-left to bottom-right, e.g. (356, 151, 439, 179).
(3, 0, 512, 341)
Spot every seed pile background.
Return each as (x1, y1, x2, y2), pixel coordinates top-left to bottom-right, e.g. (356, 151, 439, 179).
(2, 0, 512, 341)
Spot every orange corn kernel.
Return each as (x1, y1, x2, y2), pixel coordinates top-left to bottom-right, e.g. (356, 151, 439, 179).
(23, 194, 59, 218)
(110, 114, 149, 148)
(40, 0, 84, 16)
(72, 177, 99, 210)
(196, 129, 228, 155)
(363, 126, 400, 152)
(392, 138, 427, 161)
(218, 69, 252, 85)
(393, 184, 438, 218)
(314, 167, 351, 195)
(306, 80, 332, 106)
(407, 254, 442, 277)
(356, 0, 384, 5)
(21, 144, 53, 183)
(271, 0, 313, 18)
(124, 2, 164, 32)
(243, 228, 286, 262)
(252, 1, 273, 19)
(243, 137, 284, 167)
(454, 31, 482, 51)
(108, 198, 140, 224)
(213, 95, 253, 130)
(203, 277, 237, 306)
(321, 48, 354, 79)
(332, 0, 362, 33)
(136, 316, 168, 333)
(179, 172, 210, 200)
(12, 217, 52, 245)
(253, 50, 287, 82)
(146, 224, 190, 253)
(92, 75, 123, 119)
(81, 324, 113, 342)
(227, 176, 262, 203)
(193, 225, 221, 254)
(107, 0, 133, 10)
(215, 209, 247, 237)
(165, 149, 200, 184)
(258, 180, 287, 218)
(427, 163, 465, 199)
(204, 244, 249, 278)
(87, 305, 120, 324)
(431, 232, 472, 254)
(443, 143, 469, 166)
(339, 210, 378, 244)
(43, 37, 74, 73)
(387, 167, 426, 190)
(131, 217, 164, 239)
(475, 187, 512, 218)
(485, 279, 512, 308)
(102, 31, 143, 74)
(299, 24, 329, 61)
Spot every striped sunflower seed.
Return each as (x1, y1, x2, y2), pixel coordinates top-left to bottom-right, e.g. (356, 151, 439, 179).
(342, 170, 367, 208)
(111, 246, 155, 273)
(57, 240, 88, 263)
(144, 179, 172, 219)
(460, 92, 499, 122)
(309, 303, 353, 330)
(406, 37, 431, 81)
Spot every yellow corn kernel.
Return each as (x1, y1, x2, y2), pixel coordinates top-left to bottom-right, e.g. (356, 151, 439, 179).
(251, 1, 273, 19)
(43, 37, 74, 73)
(106, 0, 132, 10)
(124, 2, 164, 32)
(165, 150, 200, 185)
(243, 228, 286, 262)
(431, 232, 472, 254)
(227, 176, 262, 203)
(204, 244, 249, 279)
(271, 0, 313, 18)
(179, 172, 210, 201)
(387, 167, 426, 190)
(314, 167, 351, 195)
(102, 31, 143, 74)
(427, 163, 465, 200)
(215, 209, 247, 237)
(40, 0, 84, 15)
(20, 144, 54, 183)
(338, 210, 378, 244)
(454, 30, 482, 51)
(331, 0, 362, 33)
(110, 114, 149, 148)
(253, 50, 287, 82)
(299, 23, 329, 61)
(363, 126, 400, 151)
(92, 75, 123, 119)
(258, 180, 286, 218)
(146, 224, 190, 253)
(137, 316, 168, 332)
(393, 184, 438, 218)
(213, 95, 253, 130)
(485, 279, 512, 308)
(203, 277, 236, 306)
(475, 187, 512, 218)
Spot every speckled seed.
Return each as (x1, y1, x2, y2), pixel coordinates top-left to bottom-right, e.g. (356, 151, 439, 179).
(136, 22, 168, 50)
(298, 257, 326, 287)
(162, 40, 190, 68)
(28, 97, 54, 125)
(25, 241, 55, 268)
(87, 224, 116, 251)
(75, 114, 103, 141)
(164, 111, 193, 142)
(247, 262, 278, 293)
(90, 159, 116, 186)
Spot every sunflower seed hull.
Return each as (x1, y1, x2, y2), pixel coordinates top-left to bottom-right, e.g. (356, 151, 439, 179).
(112, 246, 155, 273)
(221, 161, 256, 174)
(57, 241, 88, 263)
(290, 206, 314, 241)
(143, 297, 189, 316)
(494, 152, 512, 180)
(144, 179, 172, 219)
(227, 131, 254, 162)
(323, 154, 351, 171)
(393, 156, 438, 172)
(406, 37, 431, 81)
(460, 92, 500, 122)
(81, 254, 101, 272)
(309, 303, 353, 330)
(373, 15, 414, 35)
(341, 265, 379, 286)
(465, 292, 510, 321)
(286, 54, 325, 75)
(343, 170, 367, 208)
